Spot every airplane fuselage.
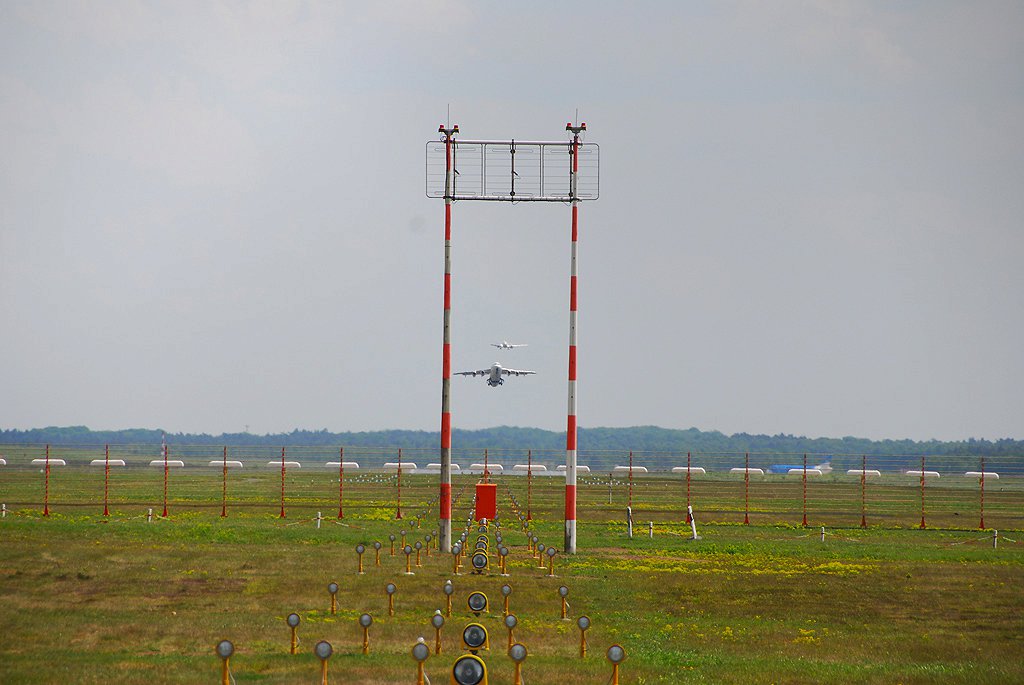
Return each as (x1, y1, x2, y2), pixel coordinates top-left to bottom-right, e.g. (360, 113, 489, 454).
(487, 363, 504, 386)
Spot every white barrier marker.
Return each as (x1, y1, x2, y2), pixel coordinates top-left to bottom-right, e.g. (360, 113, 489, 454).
(688, 505, 701, 540)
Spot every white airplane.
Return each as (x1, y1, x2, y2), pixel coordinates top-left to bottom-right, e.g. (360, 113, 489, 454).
(491, 341, 528, 350)
(456, 362, 536, 387)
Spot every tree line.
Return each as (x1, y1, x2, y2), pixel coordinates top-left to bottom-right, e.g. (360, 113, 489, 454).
(2, 424, 1022, 459)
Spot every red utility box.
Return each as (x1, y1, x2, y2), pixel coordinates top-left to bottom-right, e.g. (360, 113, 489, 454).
(475, 482, 497, 521)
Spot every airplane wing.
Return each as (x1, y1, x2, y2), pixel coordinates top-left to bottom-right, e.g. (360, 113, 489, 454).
(490, 343, 501, 348)
(455, 370, 489, 377)
(500, 368, 536, 376)
(508, 343, 527, 348)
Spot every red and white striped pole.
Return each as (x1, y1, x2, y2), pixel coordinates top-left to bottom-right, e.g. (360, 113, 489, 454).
(338, 446, 344, 520)
(103, 444, 110, 517)
(438, 123, 458, 553)
(279, 446, 286, 519)
(161, 433, 169, 518)
(221, 446, 228, 518)
(564, 121, 585, 555)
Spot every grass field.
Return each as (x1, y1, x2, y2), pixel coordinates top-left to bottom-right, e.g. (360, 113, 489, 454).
(1, 471, 1022, 684)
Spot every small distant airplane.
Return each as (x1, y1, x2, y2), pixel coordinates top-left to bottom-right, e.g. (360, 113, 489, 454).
(768, 461, 833, 475)
(456, 362, 536, 387)
(491, 341, 528, 350)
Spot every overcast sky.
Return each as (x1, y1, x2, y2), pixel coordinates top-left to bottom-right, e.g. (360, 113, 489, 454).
(2, 1, 1022, 441)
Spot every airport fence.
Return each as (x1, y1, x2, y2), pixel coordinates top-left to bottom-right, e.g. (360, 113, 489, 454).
(0, 444, 1021, 531)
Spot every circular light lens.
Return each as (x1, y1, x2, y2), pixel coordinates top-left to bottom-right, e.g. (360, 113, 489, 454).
(547, 547, 556, 557)
(415, 541, 422, 550)
(607, 644, 626, 664)
(386, 583, 397, 595)
(499, 546, 508, 557)
(389, 534, 396, 542)
(471, 552, 488, 569)
(404, 545, 412, 555)
(443, 581, 454, 596)
(359, 613, 372, 628)
(475, 540, 488, 550)
(412, 641, 430, 662)
(314, 640, 333, 660)
(559, 586, 569, 598)
(374, 541, 382, 550)
(537, 543, 546, 553)
(431, 613, 445, 629)
(501, 584, 512, 597)
(452, 655, 485, 685)
(577, 615, 591, 630)
(467, 592, 487, 613)
(287, 613, 300, 628)
(216, 640, 234, 659)
(509, 643, 527, 663)
(504, 614, 517, 629)
(452, 544, 462, 556)
(462, 624, 487, 649)
(327, 582, 338, 594)
(356, 544, 365, 554)
(425, 535, 432, 542)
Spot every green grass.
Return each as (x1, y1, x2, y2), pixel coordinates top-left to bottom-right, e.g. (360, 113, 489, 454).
(0, 471, 1022, 683)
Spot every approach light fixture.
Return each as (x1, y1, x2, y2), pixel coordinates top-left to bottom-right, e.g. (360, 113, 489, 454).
(386, 582, 398, 616)
(432, 610, 445, 654)
(327, 581, 339, 614)
(413, 637, 430, 684)
(504, 613, 517, 649)
(467, 591, 488, 615)
(471, 551, 488, 573)
(451, 653, 487, 685)
(314, 639, 333, 685)
(577, 615, 591, 657)
(462, 622, 489, 652)
(286, 613, 300, 654)
(607, 644, 626, 684)
(356, 544, 366, 574)
(216, 639, 234, 685)
(359, 613, 373, 654)
(509, 642, 527, 685)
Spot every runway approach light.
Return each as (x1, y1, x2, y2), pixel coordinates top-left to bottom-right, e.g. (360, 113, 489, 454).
(508, 642, 527, 685)
(389, 533, 397, 556)
(451, 653, 487, 685)
(546, 546, 557, 576)
(327, 582, 339, 614)
(415, 540, 423, 567)
(359, 613, 373, 654)
(404, 545, 415, 574)
(373, 541, 383, 566)
(432, 610, 445, 654)
(355, 544, 366, 574)
(462, 623, 489, 653)
(500, 584, 512, 616)
(443, 579, 455, 616)
(558, 586, 570, 619)
(286, 613, 301, 654)
(498, 546, 509, 575)
(215, 639, 233, 685)
(314, 640, 333, 685)
(413, 637, 430, 685)
(471, 551, 488, 574)
(607, 644, 626, 684)
(504, 613, 517, 649)
(386, 582, 398, 616)
(577, 615, 591, 657)
(452, 544, 463, 574)
(467, 591, 488, 616)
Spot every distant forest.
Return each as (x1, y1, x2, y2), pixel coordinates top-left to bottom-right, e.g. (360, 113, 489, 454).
(2, 425, 1022, 458)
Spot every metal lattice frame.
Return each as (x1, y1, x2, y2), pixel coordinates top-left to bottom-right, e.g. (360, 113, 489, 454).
(427, 123, 599, 555)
